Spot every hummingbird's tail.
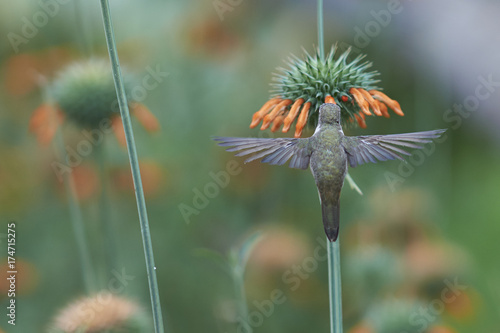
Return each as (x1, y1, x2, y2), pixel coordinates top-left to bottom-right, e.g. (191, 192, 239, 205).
(322, 200, 340, 242)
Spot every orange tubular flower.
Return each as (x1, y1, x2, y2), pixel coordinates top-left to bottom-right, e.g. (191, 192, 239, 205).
(376, 100, 390, 118)
(350, 88, 372, 116)
(282, 98, 305, 132)
(369, 90, 404, 116)
(249, 46, 405, 137)
(357, 88, 381, 116)
(271, 113, 285, 132)
(260, 99, 293, 130)
(294, 102, 311, 138)
(250, 98, 281, 128)
(325, 95, 336, 104)
(354, 113, 367, 129)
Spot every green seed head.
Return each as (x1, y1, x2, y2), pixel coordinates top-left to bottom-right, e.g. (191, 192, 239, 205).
(51, 59, 134, 128)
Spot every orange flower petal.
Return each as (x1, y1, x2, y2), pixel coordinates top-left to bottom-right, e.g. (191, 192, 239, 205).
(325, 95, 336, 104)
(429, 325, 457, 333)
(369, 90, 404, 116)
(348, 324, 374, 333)
(282, 98, 305, 132)
(261, 99, 293, 130)
(113, 160, 165, 197)
(294, 102, 311, 138)
(390, 99, 404, 116)
(358, 89, 381, 116)
(445, 291, 476, 320)
(354, 113, 367, 128)
(271, 113, 285, 132)
(0, 259, 38, 295)
(350, 88, 372, 116)
(29, 104, 50, 132)
(71, 165, 99, 201)
(6, 54, 39, 97)
(131, 103, 160, 132)
(376, 101, 390, 118)
(112, 116, 127, 146)
(250, 98, 281, 128)
(29, 103, 63, 145)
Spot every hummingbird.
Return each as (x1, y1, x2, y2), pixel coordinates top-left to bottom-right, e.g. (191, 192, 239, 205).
(214, 103, 445, 242)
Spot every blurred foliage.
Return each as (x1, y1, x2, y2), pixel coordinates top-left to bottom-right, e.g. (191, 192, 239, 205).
(0, 0, 499, 332)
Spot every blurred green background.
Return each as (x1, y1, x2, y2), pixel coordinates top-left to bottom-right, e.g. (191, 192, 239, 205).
(1, 0, 499, 332)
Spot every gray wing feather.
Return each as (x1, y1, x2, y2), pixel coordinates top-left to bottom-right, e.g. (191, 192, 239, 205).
(245, 146, 282, 163)
(214, 137, 312, 170)
(377, 142, 411, 156)
(342, 129, 446, 168)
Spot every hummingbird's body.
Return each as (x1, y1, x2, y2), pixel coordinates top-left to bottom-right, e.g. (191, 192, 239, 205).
(214, 104, 445, 242)
(309, 113, 348, 241)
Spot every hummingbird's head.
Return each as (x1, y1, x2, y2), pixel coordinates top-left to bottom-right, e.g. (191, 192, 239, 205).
(318, 103, 341, 125)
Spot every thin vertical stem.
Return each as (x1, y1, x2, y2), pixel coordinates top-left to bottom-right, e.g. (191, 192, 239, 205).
(317, 0, 325, 60)
(73, 0, 93, 56)
(95, 144, 118, 279)
(233, 267, 249, 329)
(54, 129, 97, 293)
(327, 238, 343, 333)
(318, 0, 344, 331)
(98, 1, 164, 332)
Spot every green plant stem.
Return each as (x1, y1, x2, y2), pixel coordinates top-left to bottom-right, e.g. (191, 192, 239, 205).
(327, 238, 343, 333)
(317, 0, 325, 61)
(95, 144, 118, 281)
(318, 0, 362, 197)
(233, 267, 249, 327)
(73, 0, 93, 55)
(318, 1, 343, 332)
(54, 129, 96, 293)
(98, 1, 164, 332)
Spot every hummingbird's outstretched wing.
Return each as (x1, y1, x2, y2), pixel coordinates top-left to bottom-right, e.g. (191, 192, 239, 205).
(342, 129, 446, 167)
(213, 137, 313, 170)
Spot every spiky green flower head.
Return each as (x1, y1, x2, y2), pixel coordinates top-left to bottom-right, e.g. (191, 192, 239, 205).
(250, 45, 405, 137)
(50, 59, 134, 128)
(29, 59, 160, 146)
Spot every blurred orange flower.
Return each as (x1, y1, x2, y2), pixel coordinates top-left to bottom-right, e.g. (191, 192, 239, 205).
(3, 47, 73, 97)
(0, 259, 38, 296)
(348, 324, 373, 333)
(429, 325, 457, 333)
(186, 19, 239, 58)
(248, 227, 310, 270)
(112, 160, 165, 197)
(28, 60, 160, 146)
(445, 290, 477, 321)
(72, 165, 99, 201)
(28, 103, 64, 145)
(30, 102, 158, 147)
(404, 239, 468, 281)
(51, 292, 141, 332)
